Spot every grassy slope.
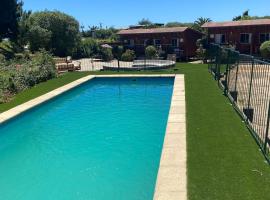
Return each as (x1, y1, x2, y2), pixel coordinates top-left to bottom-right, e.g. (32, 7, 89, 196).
(183, 64, 270, 200)
(0, 63, 269, 199)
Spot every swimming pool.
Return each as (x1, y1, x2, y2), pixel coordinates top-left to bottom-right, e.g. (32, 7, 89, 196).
(0, 77, 174, 200)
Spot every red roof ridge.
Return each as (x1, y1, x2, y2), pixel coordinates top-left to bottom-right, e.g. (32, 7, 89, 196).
(202, 18, 270, 28)
(117, 26, 189, 35)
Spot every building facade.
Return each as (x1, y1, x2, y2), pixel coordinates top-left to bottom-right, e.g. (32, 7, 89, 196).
(117, 27, 203, 59)
(202, 19, 270, 55)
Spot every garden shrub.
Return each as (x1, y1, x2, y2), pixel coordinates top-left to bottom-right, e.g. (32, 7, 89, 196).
(260, 41, 270, 59)
(121, 49, 135, 61)
(100, 48, 113, 61)
(76, 38, 100, 58)
(112, 45, 123, 60)
(0, 49, 56, 102)
(0, 40, 15, 59)
(145, 45, 158, 59)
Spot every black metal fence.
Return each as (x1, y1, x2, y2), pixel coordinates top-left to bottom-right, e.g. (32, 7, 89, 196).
(76, 58, 176, 71)
(208, 43, 270, 162)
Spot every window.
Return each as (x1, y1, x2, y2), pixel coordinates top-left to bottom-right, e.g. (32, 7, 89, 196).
(172, 39, 179, 47)
(154, 39, 161, 46)
(127, 39, 134, 46)
(260, 33, 270, 43)
(144, 39, 148, 46)
(214, 34, 226, 44)
(240, 33, 251, 44)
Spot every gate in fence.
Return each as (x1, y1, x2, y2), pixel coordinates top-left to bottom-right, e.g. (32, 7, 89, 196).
(208, 43, 270, 162)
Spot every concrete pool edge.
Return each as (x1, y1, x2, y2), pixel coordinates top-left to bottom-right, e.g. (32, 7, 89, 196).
(0, 75, 95, 124)
(153, 75, 187, 200)
(0, 74, 187, 200)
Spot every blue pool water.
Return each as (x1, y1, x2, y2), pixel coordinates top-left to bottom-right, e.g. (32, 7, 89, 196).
(0, 77, 174, 200)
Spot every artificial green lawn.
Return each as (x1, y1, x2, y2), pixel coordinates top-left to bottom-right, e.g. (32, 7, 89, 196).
(0, 63, 270, 199)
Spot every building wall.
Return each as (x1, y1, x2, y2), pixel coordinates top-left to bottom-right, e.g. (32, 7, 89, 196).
(206, 25, 270, 54)
(118, 30, 202, 58)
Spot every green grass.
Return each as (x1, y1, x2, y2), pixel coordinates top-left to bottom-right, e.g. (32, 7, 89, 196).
(0, 63, 270, 199)
(183, 64, 270, 200)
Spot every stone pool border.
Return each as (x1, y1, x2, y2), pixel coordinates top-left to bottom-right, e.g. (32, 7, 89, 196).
(0, 74, 187, 200)
(153, 75, 186, 200)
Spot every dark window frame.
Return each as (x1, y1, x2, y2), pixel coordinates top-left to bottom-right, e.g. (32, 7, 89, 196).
(240, 33, 251, 44)
(215, 34, 226, 44)
(154, 39, 161, 46)
(260, 33, 270, 43)
(172, 38, 178, 47)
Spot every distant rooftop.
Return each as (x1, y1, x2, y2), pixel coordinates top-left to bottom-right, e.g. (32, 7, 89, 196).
(202, 19, 270, 28)
(117, 27, 189, 35)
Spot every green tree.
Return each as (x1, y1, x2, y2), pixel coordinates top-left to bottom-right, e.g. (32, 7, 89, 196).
(27, 11, 81, 56)
(232, 10, 270, 21)
(78, 38, 100, 58)
(233, 10, 252, 21)
(121, 49, 135, 61)
(100, 47, 113, 61)
(0, 0, 21, 40)
(17, 9, 32, 48)
(145, 46, 158, 59)
(260, 41, 270, 59)
(193, 17, 212, 32)
(138, 18, 153, 26)
(166, 22, 193, 27)
(28, 26, 52, 52)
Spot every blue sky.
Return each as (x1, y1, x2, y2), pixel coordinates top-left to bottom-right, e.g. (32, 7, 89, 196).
(23, 0, 270, 28)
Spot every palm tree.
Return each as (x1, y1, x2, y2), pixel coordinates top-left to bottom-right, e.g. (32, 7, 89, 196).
(193, 17, 212, 32)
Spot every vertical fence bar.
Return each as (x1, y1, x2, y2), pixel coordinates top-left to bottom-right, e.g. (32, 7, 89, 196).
(247, 58, 255, 111)
(215, 46, 221, 81)
(234, 57, 240, 93)
(224, 49, 231, 95)
(264, 101, 270, 152)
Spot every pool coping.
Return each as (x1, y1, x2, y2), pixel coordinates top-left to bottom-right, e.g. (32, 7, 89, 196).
(153, 75, 187, 200)
(0, 74, 187, 200)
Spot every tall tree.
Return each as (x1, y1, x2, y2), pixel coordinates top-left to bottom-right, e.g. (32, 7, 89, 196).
(27, 11, 81, 56)
(166, 22, 193, 27)
(193, 17, 212, 32)
(0, 0, 21, 40)
(138, 18, 153, 26)
(233, 10, 251, 21)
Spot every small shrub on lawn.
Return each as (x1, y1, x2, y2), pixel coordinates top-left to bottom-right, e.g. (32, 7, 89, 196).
(112, 45, 124, 60)
(260, 41, 270, 59)
(75, 38, 100, 58)
(121, 49, 135, 61)
(100, 48, 113, 61)
(145, 45, 158, 59)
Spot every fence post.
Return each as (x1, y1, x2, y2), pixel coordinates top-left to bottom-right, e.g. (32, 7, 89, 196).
(224, 49, 231, 95)
(215, 45, 220, 80)
(144, 57, 146, 71)
(234, 57, 239, 92)
(264, 101, 270, 153)
(247, 58, 254, 110)
(244, 57, 255, 122)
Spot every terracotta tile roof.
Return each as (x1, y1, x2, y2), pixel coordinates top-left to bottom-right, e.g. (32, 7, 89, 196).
(117, 27, 189, 35)
(202, 19, 270, 28)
